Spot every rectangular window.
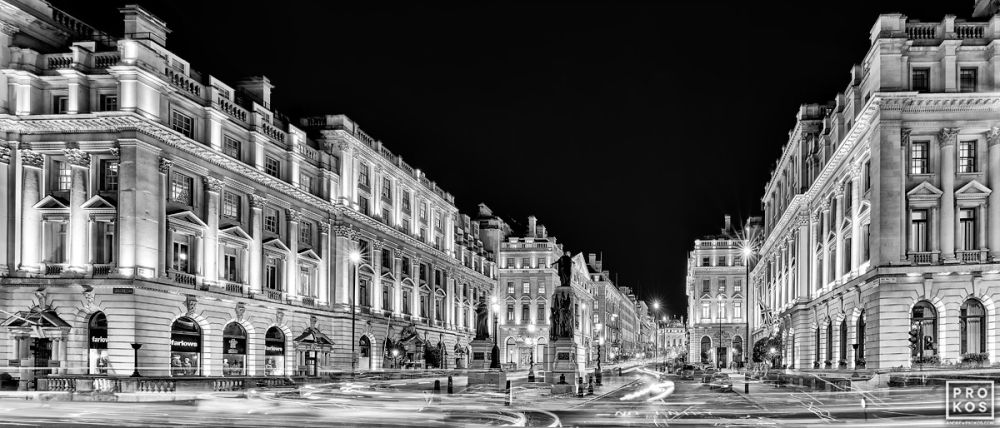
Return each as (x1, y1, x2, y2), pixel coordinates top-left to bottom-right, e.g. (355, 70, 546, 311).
(358, 163, 370, 190)
(960, 208, 977, 250)
(170, 110, 194, 138)
(358, 277, 370, 307)
(300, 266, 313, 297)
(223, 247, 239, 282)
(521, 304, 529, 324)
(844, 181, 853, 214)
(401, 190, 411, 214)
(300, 222, 312, 245)
(959, 140, 977, 173)
(383, 285, 391, 311)
(718, 301, 726, 319)
(171, 236, 190, 273)
(358, 195, 370, 216)
(911, 210, 928, 252)
(222, 192, 240, 219)
(402, 290, 411, 314)
(701, 302, 710, 319)
(381, 249, 392, 272)
(264, 257, 280, 290)
(538, 305, 546, 323)
(505, 258, 514, 268)
(701, 279, 710, 294)
(402, 257, 411, 277)
(912, 67, 930, 92)
(863, 223, 871, 262)
(299, 174, 313, 193)
(538, 282, 546, 295)
(53, 95, 68, 114)
(97, 221, 114, 264)
(701, 257, 710, 267)
(960, 68, 978, 93)
(522, 282, 530, 294)
(98, 94, 118, 112)
(521, 258, 530, 268)
(537, 258, 545, 268)
(381, 208, 390, 224)
(264, 208, 279, 234)
(100, 160, 118, 192)
(718, 278, 726, 293)
(381, 177, 392, 202)
(420, 203, 427, 222)
(359, 240, 372, 264)
(910, 141, 929, 174)
(53, 160, 72, 191)
(43, 221, 67, 263)
(507, 282, 514, 295)
(169, 172, 193, 205)
(734, 303, 742, 319)
(717, 256, 726, 267)
(264, 156, 281, 178)
(864, 160, 871, 192)
(734, 279, 742, 293)
(420, 294, 427, 317)
(507, 304, 515, 322)
(223, 136, 241, 159)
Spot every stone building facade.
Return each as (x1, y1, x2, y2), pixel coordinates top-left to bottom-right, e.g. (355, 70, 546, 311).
(585, 253, 641, 363)
(0, 1, 497, 381)
(751, 14, 1000, 370)
(687, 216, 753, 368)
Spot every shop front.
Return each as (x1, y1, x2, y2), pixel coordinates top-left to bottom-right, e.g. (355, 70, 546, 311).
(222, 323, 247, 376)
(88, 312, 110, 375)
(264, 327, 286, 376)
(170, 317, 202, 376)
(293, 327, 333, 377)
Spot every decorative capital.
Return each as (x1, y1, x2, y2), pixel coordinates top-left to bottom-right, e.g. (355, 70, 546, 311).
(0, 22, 18, 36)
(335, 140, 351, 152)
(900, 128, 911, 147)
(392, 247, 403, 258)
(286, 208, 303, 222)
(204, 176, 224, 193)
(988, 126, 1000, 147)
(64, 148, 90, 167)
(20, 149, 43, 168)
(371, 239, 384, 251)
(108, 147, 120, 159)
(938, 127, 960, 146)
(249, 194, 267, 209)
(796, 213, 810, 227)
(158, 157, 173, 173)
(319, 222, 331, 234)
(333, 224, 356, 239)
(0, 145, 10, 162)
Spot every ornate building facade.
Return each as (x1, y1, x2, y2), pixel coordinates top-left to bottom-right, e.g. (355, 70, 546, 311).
(751, 13, 1000, 370)
(687, 216, 753, 368)
(585, 253, 641, 363)
(0, 1, 497, 382)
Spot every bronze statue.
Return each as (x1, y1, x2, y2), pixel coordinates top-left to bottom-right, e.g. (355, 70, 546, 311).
(551, 250, 573, 288)
(474, 296, 490, 340)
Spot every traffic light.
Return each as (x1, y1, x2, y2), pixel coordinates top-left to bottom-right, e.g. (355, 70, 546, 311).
(908, 326, 920, 349)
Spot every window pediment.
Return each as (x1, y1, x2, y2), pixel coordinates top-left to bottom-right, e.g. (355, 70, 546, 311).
(907, 181, 943, 208)
(219, 225, 252, 243)
(34, 195, 69, 211)
(955, 180, 991, 202)
(81, 195, 116, 213)
(262, 237, 290, 253)
(168, 211, 208, 230)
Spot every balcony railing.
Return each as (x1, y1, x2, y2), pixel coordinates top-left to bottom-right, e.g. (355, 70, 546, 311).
(45, 264, 64, 276)
(301, 297, 316, 307)
(92, 264, 113, 277)
(93, 53, 120, 69)
(909, 252, 935, 265)
(171, 271, 197, 286)
(958, 250, 987, 264)
(165, 67, 203, 98)
(223, 281, 245, 294)
(214, 92, 249, 123)
(262, 289, 283, 301)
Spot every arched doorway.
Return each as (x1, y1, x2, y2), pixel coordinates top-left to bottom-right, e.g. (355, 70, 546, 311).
(222, 323, 247, 376)
(961, 299, 986, 355)
(88, 312, 109, 375)
(912, 301, 937, 362)
(856, 311, 866, 367)
(506, 337, 517, 365)
(359, 336, 372, 370)
(825, 321, 833, 366)
(839, 319, 848, 367)
(700, 336, 711, 364)
(264, 327, 285, 376)
(170, 317, 202, 376)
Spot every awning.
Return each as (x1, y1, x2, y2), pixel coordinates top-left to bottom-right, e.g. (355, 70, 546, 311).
(2, 308, 71, 328)
(293, 327, 334, 346)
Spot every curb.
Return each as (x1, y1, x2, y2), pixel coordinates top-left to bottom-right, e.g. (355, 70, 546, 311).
(568, 378, 641, 409)
(732, 383, 769, 412)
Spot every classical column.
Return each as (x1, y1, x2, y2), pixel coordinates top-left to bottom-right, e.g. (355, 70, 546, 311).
(249, 195, 266, 294)
(371, 239, 384, 310)
(333, 225, 355, 305)
(901, 129, 911, 262)
(336, 142, 353, 206)
(821, 203, 831, 287)
(797, 214, 810, 301)
(203, 177, 223, 286)
(978, 204, 988, 253)
(940, 128, 959, 262)
(989, 127, 1000, 260)
(19, 149, 42, 273)
(319, 223, 331, 305)
(66, 148, 90, 273)
(809, 212, 819, 295)
(159, 158, 172, 276)
(834, 190, 845, 279)
(851, 166, 862, 269)
(0, 145, 10, 274)
(285, 208, 301, 298)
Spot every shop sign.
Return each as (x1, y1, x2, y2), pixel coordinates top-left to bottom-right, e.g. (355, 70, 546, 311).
(265, 343, 285, 355)
(112, 288, 134, 294)
(170, 334, 201, 352)
(89, 333, 108, 349)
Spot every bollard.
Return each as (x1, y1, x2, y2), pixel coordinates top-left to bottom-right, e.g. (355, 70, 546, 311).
(433, 379, 441, 392)
(447, 376, 453, 394)
(618, 367, 622, 376)
(587, 376, 594, 395)
(595, 368, 602, 386)
(504, 380, 511, 406)
(745, 381, 749, 394)
(577, 377, 584, 398)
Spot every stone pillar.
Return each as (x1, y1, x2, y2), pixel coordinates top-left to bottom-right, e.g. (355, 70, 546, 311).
(249, 195, 266, 294)
(203, 177, 222, 286)
(66, 148, 90, 273)
(851, 168, 862, 269)
(319, 223, 330, 305)
(989, 127, 1000, 259)
(337, 142, 353, 206)
(809, 213, 819, 295)
(979, 204, 988, 252)
(19, 149, 42, 273)
(207, 111, 225, 152)
(797, 214, 810, 301)
(371, 239, 383, 310)
(158, 158, 172, 276)
(59, 70, 88, 114)
(821, 204, 831, 287)
(0, 23, 19, 114)
(0, 146, 10, 274)
(333, 225, 354, 305)
(940, 128, 959, 262)
(286, 209, 300, 297)
(834, 191, 845, 279)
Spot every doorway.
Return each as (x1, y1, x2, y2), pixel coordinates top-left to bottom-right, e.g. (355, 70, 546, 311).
(304, 351, 316, 376)
(30, 338, 52, 378)
(717, 346, 727, 368)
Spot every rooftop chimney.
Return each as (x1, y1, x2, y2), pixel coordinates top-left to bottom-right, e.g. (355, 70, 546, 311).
(724, 215, 732, 232)
(236, 76, 275, 109)
(527, 216, 537, 237)
(120, 4, 170, 46)
(538, 224, 547, 238)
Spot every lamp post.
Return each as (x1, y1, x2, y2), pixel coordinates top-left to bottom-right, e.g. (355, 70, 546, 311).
(743, 245, 753, 372)
(652, 301, 660, 369)
(130, 343, 142, 377)
(661, 315, 667, 369)
(392, 348, 399, 369)
(491, 297, 500, 369)
(597, 337, 604, 385)
(349, 250, 361, 376)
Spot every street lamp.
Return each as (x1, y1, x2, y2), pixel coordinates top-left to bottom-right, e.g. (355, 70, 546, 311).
(742, 244, 754, 371)
(526, 335, 536, 382)
(392, 348, 399, 369)
(490, 297, 500, 369)
(652, 301, 660, 369)
(597, 336, 605, 385)
(349, 250, 361, 376)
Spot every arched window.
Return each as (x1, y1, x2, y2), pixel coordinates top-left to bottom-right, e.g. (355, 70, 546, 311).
(359, 336, 371, 359)
(170, 317, 202, 376)
(856, 311, 866, 365)
(839, 319, 847, 364)
(814, 326, 820, 365)
(912, 301, 937, 360)
(222, 323, 247, 376)
(961, 299, 986, 355)
(826, 321, 833, 363)
(88, 312, 109, 375)
(264, 327, 286, 376)
(700, 336, 711, 363)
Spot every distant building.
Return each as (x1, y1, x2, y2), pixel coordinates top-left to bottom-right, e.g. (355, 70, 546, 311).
(586, 253, 641, 364)
(751, 13, 1000, 370)
(687, 215, 759, 368)
(659, 317, 688, 362)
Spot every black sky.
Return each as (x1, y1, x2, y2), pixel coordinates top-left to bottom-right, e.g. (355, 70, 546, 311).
(51, 0, 969, 317)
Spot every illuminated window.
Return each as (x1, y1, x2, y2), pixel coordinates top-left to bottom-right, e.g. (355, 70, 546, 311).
(101, 160, 118, 191)
(169, 172, 193, 205)
(959, 140, 977, 173)
(222, 192, 240, 219)
(300, 222, 312, 245)
(223, 136, 241, 160)
(264, 208, 279, 234)
(57, 161, 72, 191)
(358, 163, 370, 190)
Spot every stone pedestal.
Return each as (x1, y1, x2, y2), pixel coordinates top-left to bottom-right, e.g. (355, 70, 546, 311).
(545, 338, 580, 393)
(467, 369, 507, 391)
(469, 339, 495, 370)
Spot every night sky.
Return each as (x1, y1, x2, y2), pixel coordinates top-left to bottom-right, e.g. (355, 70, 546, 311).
(52, 0, 969, 317)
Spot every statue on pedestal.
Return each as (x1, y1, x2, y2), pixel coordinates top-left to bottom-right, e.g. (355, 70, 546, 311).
(550, 289, 574, 340)
(551, 251, 573, 288)
(475, 296, 490, 340)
